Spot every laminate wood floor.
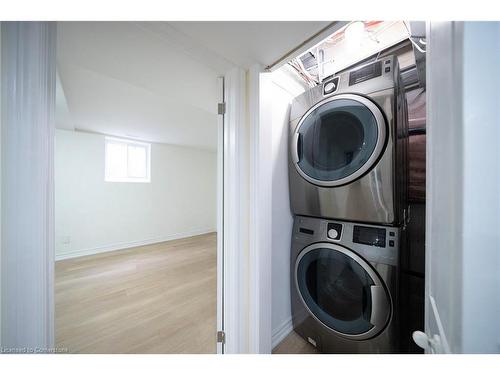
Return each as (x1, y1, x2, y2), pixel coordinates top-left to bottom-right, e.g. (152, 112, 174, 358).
(55, 233, 217, 354)
(272, 331, 320, 354)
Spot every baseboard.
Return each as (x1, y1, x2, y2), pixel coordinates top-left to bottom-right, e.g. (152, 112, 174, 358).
(55, 228, 216, 261)
(272, 317, 294, 349)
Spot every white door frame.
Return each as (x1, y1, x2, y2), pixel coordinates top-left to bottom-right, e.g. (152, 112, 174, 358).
(222, 65, 275, 354)
(220, 67, 249, 353)
(248, 64, 272, 353)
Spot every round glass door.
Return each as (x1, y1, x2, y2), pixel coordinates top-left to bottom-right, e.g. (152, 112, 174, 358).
(295, 243, 390, 340)
(291, 94, 387, 187)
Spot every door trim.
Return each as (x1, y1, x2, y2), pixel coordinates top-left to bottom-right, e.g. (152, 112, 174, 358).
(216, 76, 225, 354)
(221, 67, 248, 353)
(294, 242, 391, 340)
(291, 93, 387, 187)
(248, 64, 272, 353)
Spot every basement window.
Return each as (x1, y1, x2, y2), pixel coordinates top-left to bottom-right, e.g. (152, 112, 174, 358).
(105, 137, 151, 183)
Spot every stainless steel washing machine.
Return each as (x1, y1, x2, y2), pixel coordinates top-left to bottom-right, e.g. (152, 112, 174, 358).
(290, 215, 400, 353)
(289, 56, 408, 225)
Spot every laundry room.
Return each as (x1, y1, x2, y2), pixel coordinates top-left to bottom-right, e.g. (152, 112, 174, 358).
(1, 14, 499, 362)
(267, 21, 427, 354)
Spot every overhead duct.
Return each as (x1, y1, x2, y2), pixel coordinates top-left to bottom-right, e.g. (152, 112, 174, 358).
(405, 21, 426, 88)
(289, 21, 412, 85)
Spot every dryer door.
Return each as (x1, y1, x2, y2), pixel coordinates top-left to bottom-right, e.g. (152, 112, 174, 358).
(295, 243, 391, 340)
(291, 94, 387, 187)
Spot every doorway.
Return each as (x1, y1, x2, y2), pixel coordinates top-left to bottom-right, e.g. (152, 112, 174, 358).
(53, 22, 223, 353)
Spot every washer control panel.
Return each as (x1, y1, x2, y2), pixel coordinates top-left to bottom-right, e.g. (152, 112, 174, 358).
(293, 216, 400, 266)
(327, 222, 342, 240)
(353, 225, 386, 247)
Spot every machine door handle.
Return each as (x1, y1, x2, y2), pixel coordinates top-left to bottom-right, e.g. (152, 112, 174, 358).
(292, 133, 302, 163)
(369, 285, 390, 328)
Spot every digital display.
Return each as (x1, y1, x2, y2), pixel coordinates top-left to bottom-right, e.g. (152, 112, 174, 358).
(353, 225, 386, 247)
(349, 61, 382, 86)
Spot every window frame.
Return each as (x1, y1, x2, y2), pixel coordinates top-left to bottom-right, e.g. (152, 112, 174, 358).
(104, 136, 151, 183)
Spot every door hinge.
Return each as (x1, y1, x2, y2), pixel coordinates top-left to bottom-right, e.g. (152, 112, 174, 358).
(217, 330, 225, 344)
(218, 102, 226, 115)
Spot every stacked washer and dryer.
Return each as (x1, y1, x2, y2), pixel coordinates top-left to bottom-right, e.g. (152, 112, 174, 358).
(288, 56, 409, 353)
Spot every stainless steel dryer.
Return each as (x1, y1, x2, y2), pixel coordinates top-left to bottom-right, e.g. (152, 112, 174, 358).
(289, 56, 408, 225)
(291, 215, 400, 353)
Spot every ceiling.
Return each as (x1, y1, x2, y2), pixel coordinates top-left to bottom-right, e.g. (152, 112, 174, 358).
(56, 21, 330, 150)
(165, 21, 331, 69)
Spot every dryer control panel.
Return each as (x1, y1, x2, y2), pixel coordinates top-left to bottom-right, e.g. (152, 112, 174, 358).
(349, 60, 382, 86)
(323, 76, 340, 96)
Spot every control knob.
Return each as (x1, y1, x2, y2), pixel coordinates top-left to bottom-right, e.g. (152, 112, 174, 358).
(328, 228, 339, 239)
(324, 81, 335, 92)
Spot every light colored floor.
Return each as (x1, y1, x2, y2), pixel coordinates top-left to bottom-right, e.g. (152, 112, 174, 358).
(273, 331, 320, 354)
(55, 232, 217, 354)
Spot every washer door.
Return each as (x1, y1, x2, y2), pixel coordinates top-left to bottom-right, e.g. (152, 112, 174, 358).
(291, 94, 386, 187)
(295, 243, 391, 340)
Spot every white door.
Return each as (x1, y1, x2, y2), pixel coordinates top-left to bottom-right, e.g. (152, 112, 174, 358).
(414, 21, 500, 354)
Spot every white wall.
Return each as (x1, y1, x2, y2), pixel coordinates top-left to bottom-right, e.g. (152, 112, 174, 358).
(268, 68, 308, 348)
(55, 129, 217, 260)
